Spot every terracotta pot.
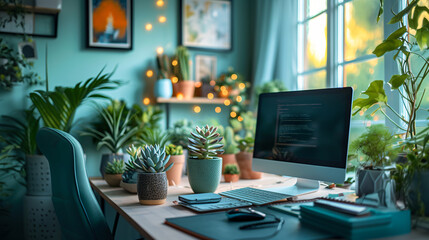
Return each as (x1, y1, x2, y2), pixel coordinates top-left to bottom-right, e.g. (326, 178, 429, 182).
(224, 174, 239, 183)
(220, 154, 237, 174)
(235, 152, 262, 179)
(166, 155, 185, 186)
(176, 81, 195, 99)
(137, 172, 168, 205)
(104, 174, 122, 187)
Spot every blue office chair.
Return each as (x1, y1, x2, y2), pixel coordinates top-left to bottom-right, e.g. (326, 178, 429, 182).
(36, 127, 113, 240)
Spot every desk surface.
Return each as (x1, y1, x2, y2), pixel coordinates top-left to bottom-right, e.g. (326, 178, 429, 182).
(89, 174, 429, 240)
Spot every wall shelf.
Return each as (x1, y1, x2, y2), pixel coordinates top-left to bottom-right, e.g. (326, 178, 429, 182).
(156, 97, 226, 105)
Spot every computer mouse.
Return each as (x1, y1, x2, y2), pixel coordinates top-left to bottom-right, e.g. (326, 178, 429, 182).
(226, 208, 266, 222)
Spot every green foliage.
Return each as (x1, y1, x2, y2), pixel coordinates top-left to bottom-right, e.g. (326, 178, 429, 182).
(349, 125, 398, 169)
(237, 137, 254, 153)
(0, 0, 27, 33)
(30, 69, 121, 133)
(132, 105, 163, 139)
(105, 159, 125, 174)
(140, 129, 170, 149)
(156, 54, 172, 79)
(254, 80, 287, 105)
(216, 68, 249, 118)
(188, 125, 224, 159)
(173, 46, 190, 81)
(168, 119, 193, 147)
(82, 100, 138, 153)
(223, 164, 239, 175)
(223, 126, 238, 154)
(125, 145, 140, 171)
(230, 111, 256, 139)
(165, 144, 183, 155)
(128, 145, 173, 173)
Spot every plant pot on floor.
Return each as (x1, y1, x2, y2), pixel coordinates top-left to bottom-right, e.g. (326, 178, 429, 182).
(105, 174, 122, 187)
(137, 172, 168, 205)
(220, 154, 237, 174)
(154, 78, 173, 98)
(175, 81, 195, 99)
(356, 168, 390, 197)
(236, 152, 262, 179)
(187, 157, 222, 193)
(166, 155, 185, 186)
(408, 170, 429, 216)
(224, 174, 239, 182)
(100, 153, 124, 178)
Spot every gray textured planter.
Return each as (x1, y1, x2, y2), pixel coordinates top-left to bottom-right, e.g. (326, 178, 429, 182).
(99, 153, 124, 178)
(137, 172, 168, 205)
(408, 170, 429, 216)
(356, 168, 390, 197)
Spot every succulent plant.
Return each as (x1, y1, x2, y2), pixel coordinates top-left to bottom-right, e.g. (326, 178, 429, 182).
(125, 144, 141, 171)
(140, 129, 170, 149)
(166, 144, 183, 155)
(122, 170, 137, 183)
(237, 137, 254, 153)
(128, 145, 173, 173)
(218, 126, 238, 154)
(188, 125, 224, 159)
(105, 159, 125, 175)
(223, 164, 240, 175)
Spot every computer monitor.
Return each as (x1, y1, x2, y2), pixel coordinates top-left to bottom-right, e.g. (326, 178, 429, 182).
(253, 87, 353, 196)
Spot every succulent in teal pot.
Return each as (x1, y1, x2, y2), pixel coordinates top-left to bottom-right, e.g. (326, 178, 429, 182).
(130, 145, 173, 205)
(187, 125, 224, 193)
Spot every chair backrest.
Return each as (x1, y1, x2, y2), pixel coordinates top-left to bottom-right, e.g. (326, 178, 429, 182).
(36, 127, 112, 240)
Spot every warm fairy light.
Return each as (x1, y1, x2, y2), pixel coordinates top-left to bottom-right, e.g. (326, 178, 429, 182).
(366, 121, 372, 127)
(239, 83, 246, 89)
(145, 23, 153, 31)
(220, 86, 227, 91)
(236, 96, 242, 102)
(156, 0, 164, 7)
(237, 116, 243, 121)
(359, 111, 364, 116)
(231, 74, 238, 80)
(210, 80, 216, 86)
(221, 90, 228, 96)
(373, 116, 379, 121)
(177, 93, 184, 99)
(156, 47, 164, 55)
(172, 60, 178, 66)
(146, 70, 154, 77)
(207, 93, 214, 99)
(224, 99, 231, 106)
(172, 76, 178, 83)
(195, 82, 202, 88)
(143, 98, 150, 105)
(193, 106, 201, 113)
(158, 16, 167, 23)
(230, 112, 237, 118)
(215, 107, 221, 113)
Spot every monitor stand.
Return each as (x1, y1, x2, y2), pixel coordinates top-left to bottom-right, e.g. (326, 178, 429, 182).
(264, 178, 320, 197)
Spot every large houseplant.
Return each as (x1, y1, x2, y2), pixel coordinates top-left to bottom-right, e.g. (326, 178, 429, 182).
(187, 125, 224, 193)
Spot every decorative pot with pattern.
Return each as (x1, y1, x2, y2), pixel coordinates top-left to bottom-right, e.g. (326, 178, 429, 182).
(137, 172, 168, 205)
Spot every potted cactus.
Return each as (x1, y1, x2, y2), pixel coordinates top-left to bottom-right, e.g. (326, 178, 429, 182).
(172, 46, 194, 99)
(218, 126, 238, 174)
(104, 159, 125, 187)
(165, 144, 185, 186)
(187, 125, 224, 193)
(223, 164, 240, 183)
(128, 145, 173, 205)
(236, 137, 262, 179)
(120, 145, 140, 193)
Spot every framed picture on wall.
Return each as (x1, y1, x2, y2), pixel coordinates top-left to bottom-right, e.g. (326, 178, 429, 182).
(87, 0, 133, 50)
(180, 0, 232, 51)
(195, 55, 217, 82)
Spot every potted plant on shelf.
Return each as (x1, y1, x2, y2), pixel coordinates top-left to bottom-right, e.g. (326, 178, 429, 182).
(236, 137, 262, 179)
(82, 100, 138, 177)
(154, 54, 173, 98)
(218, 126, 238, 173)
(349, 125, 398, 197)
(172, 46, 194, 99)
(165, 144, 185, 186)
(223, 164, 240, 183)
(187, 125, 224, 193)
(104, 159, 125, 187)
(128, 145, 173, 205)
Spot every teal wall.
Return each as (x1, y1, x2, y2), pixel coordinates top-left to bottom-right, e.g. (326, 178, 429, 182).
(0, 0, 254, 239)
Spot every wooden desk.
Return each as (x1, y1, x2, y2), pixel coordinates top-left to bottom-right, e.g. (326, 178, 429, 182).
(89, 174, 349, 239)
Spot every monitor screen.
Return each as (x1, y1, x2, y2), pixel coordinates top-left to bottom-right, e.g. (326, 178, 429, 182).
(253, 88, 353, 174)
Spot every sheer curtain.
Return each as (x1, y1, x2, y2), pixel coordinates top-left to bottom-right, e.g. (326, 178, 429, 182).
(251, 0, 298, 101)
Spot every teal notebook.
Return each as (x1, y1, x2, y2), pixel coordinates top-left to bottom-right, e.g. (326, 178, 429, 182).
(165, 206, 334, 240)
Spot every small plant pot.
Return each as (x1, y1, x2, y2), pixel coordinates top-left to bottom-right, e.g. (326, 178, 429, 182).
(166, 155, 185, 186)
(154, 78, 173, 98)
(187, 157, 222, 193)
(220, 154, 237, 174)
(176, 81, 195, 99)
(355, 168, 390, 197)
(224, 174, 239, 183)
(236, 152, 262, 179)
(137, 172, 168, 205)
(100, 153, 124, 178)
(104, 174, 122, 187)
(120, 180, 137, 193)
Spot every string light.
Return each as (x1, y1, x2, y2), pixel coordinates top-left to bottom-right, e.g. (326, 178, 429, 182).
(237, 116, 243, 121)
(156, 0, 164, 7)
(193, 106, 201, 113)
(207, 93, 214, 99)
(359, 111, 364, 116)
(156, 47, 164, 55)
(215, 107, 221, 113)
(236, 96, 242, 102)
(230, 112, 237, 118)
(146, 70, 154, 78)
(231, 74, 238, 80)
(143, 98, 150, 105)
(224, 99, 231, 106)
(210, 80, 216, 86)
(172, 76, 178, 83)
(195, 82, 202, 88)
(220, 86, 226, 91)
(239, 83, 246, 89)
(158, 16, 167, 23)
(373, 116, 379, 121)
(172, 60, 178, 66)
(145, 23, 153, 31)
(177, 93, 184, 99)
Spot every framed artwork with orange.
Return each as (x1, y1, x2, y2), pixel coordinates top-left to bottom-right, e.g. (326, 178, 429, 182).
(87, 0, 133, 49)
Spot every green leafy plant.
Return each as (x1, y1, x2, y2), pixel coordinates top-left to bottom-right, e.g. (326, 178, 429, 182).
(219, 126, 238, 154)
(132, 104, 163, 138)
(349, 125, 398, 169)
(105, 159, 125, 175)
(237, 137, 254, 153)
(165, 144, 183, 155)
(230, 111, 256, 139)
(127, 145, 173, 173)
(173, 46, 190, 81)
(156, 54, 172, 79)
(188, 125, 224, 159)
(223, 164, 240, 175)
(82, 100, 138, 153)
(168, 119, 193, 147)
(140, 129, 170, 149)
(254, 80, 287, 105)
(30, 69, 121, 133)
(125, 144, 141, 171)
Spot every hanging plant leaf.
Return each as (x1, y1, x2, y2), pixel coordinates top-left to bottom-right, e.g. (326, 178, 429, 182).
(352, 80, 387, 115)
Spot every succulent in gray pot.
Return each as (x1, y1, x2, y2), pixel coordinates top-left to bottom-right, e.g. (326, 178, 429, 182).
(349, 125, 398, 197)
(187, 125, 224, 193)
(128, 145, 173, 205)
(104, 159, 125, 187)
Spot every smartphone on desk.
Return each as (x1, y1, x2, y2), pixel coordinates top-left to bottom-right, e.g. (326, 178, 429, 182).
(179, 193, 222, 204)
